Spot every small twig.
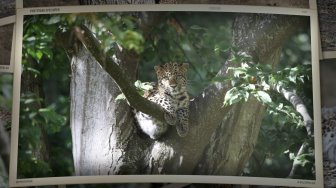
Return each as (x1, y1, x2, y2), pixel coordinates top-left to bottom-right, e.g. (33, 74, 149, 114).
(287, 142, 309, 178)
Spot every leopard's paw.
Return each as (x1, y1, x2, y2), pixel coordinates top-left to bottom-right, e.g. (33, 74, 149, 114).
(164, 112, 177, 125)
(176, 123, 188, 137)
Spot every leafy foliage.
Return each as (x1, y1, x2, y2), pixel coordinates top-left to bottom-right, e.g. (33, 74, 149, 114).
(19, 15, 73, 178)
(223, 48, 311, 128)
(20, 12, 163, 178)
(225, 30, 314, 179)
(115, 80, 154, 101)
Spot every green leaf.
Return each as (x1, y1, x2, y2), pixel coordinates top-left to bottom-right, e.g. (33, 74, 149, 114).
(228, 67, 247, 78)
(256, 90, 272, 104)
(260, 81, 270, 90)
(36, 50, 43, 60)
(23, 97, 42, 104)
(134, 80, 153, 91)
(38, 108, 66, 133)
(115, 93, 126, 101)
(25, 36, 36, 42)
(224, 87, 242, 106)
(140, 82, 153, 91)
(121, 30, 144, 54)
(243, 91, 250, 101)
(244, 84, 255, 91)
(288, 74, 296, 83)
(137, 90, 145, 97)
(134, 80, 142, 88)
(44, 15, 60, 25)
(289, 152, 296, 160)
(296, 153, 314, 167)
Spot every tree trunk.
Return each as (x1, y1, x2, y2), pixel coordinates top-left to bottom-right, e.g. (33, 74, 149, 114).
(70, 11, 304, 176)
(69, 0, 158, 176)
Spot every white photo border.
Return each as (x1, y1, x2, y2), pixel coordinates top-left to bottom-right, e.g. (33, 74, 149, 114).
(16, 0, 23, 9)
(9, 4, 323, 187)
(316, 0, 336, 59)
(309, 0, 317, 10)
(322, 51, 336, 60)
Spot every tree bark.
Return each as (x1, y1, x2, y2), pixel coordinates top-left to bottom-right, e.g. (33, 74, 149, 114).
(69, 0, 159, 175)
(70, 46, 142, 175)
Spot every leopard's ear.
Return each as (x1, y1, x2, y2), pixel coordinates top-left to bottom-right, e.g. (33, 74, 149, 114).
(182, 63, 189, 70)
(154, 65, 162, 72)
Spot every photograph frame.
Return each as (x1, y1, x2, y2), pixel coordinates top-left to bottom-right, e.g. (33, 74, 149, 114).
(9, 4, 323, 187)
(0, 16, 15, 73)
(322, 52, 336, 59)
(317, 0, 336, 59)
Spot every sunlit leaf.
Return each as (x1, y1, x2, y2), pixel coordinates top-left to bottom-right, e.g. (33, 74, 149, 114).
(36, 50, 43, 60)
(256, 90, 272, 104)
(115, 93, 126, 101)
(224, 87, 242, 106)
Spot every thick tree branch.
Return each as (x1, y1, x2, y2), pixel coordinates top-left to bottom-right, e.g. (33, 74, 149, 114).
(72, 25, 166, 123)
(271, 85, 313, 178)
(279, 87, 313, 135)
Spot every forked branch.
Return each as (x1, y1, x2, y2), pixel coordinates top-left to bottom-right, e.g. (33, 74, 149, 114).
(272, 85, 313, 178)
(72, 25, 166, 122)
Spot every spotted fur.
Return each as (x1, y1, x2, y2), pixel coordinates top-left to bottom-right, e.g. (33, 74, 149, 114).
(0, 107, 11, 124)
(322, 107, 336, 187)
(136, 62, 189, 139)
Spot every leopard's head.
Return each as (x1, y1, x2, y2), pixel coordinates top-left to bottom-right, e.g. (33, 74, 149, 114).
(154, 62, 188, 95)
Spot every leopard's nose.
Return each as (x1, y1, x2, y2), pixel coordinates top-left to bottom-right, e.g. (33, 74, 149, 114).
(169, 79, 177, 88)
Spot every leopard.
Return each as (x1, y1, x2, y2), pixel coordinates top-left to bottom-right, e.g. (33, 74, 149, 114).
(135, 62, 189, 139)
(0, 107, 11, 124)
(322, 107, 336, 187)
